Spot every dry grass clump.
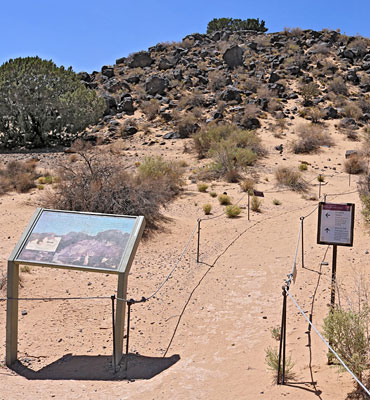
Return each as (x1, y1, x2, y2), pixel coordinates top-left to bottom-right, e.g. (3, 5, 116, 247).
(0, 160, 38, 194)
(141, 98, 160, 120)
(328, 76, 348, 95)
(275, 166, 308, 192)
(251, 196, 262, 212)
(44, 142, 184, 231)
(202, 203, 212, 215)
(225, 205, 241, 218)
(240, 178, 255, 193)
(292, 124, 334, 154)
(218, 194, 231, 205)
(344, 155, 366, 175)
(197, 183, 208, 192)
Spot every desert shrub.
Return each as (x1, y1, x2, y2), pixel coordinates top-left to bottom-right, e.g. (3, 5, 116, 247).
(240, 178, 255, 193)
(317, 174, 325, 182)
(208, 71, 228, 91)
(141, 98, 160, 120)
(328, 76, 348, 95)
(292, 124, 334, 154)
(344, 155, 366, 175)
(306, 106, 324, 123)
(299, 163, 308, 171)
(0, 271, 6, 292)
(178, 92, 205, 109)
(299, 82, 320, 102)
(271, 326, 281, 340)
(202, 203, 212, 215)
(193, 123, 265, 179)
(265, 347, 295, 380)
(225, 204, 241, 218)
(207, 17, 267, 33)
(176, 113, 198, 138)
(310, 43, 331, 55)
(251, 196, 261, 212)
(45, 143, 184, 231)
(210, 191, 217, 198)
(275, 166, 308, 192)
(197, 183, 208, 192)
(343, 102, 363, 120)
(273, 199, 281, 205)
(0, 57, 104, 149)
(0, 160, 38, 194)
(218, 194, 231, 205)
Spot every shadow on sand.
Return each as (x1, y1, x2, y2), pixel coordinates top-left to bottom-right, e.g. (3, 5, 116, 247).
(11, 353, 180, 381)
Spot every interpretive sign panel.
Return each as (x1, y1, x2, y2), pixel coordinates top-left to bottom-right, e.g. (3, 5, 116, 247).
(317, 202, 354, 246)
(12, 208, 145, 273)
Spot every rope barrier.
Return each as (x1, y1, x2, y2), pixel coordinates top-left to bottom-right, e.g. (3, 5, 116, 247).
(0, 296, 111, 302)
(286, 289, 370, 397)
(117, 222, 198, 303)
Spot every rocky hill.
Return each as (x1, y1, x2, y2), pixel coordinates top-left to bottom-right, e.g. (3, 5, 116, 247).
(76, 28, 370, 147)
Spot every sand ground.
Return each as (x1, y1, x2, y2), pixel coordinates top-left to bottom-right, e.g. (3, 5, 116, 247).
(0, 123, 369, 399)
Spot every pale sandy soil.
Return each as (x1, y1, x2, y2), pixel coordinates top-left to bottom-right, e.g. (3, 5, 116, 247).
(0, 120, 369, 399)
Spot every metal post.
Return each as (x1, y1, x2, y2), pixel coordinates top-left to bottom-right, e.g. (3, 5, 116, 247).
(277, 286, 287, 385)
(330, 245, 338, 310)
(6, 261, 19, 367)
(319, 178, 322, 198)
(248, 192, 250, 221)
(196, 219, 201, 263)
(300, 217, 304, 268)
(349, 173, 351, 187)
(125, 302, 132, 371)
(115, 273, 128, 367)
(328, 245, 337, 364)
(111, 295, 117, 372)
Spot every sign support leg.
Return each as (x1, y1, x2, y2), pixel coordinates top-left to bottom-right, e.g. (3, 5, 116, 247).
(6, 261, 19, 367)
(248, 193, 250, 221)
(277, 286, 287, 385)
(328, 245, 337, 364)
(196, 219, 201, 263)
(115, 272, 128, 367)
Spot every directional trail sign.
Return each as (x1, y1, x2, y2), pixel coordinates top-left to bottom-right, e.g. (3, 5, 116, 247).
(317, 202, 355, 246)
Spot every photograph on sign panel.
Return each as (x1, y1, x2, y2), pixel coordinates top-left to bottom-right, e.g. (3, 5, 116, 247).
(17, 211, 136, 270)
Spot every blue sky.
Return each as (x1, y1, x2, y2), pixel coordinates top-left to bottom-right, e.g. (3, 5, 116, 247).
(32, 211, 136, 236)
(1, 1, 369, 73)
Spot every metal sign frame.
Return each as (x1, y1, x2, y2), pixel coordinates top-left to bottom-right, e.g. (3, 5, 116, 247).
(317, 202, 355, 247)
(6, 208, 145, 369)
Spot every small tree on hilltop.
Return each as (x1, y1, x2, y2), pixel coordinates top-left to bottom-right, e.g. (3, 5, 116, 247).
(0, 57, 105, 149)
(207, 18, 268, 34)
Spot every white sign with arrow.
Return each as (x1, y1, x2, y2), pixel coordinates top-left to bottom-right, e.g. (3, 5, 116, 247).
(317, 202, 354, 246)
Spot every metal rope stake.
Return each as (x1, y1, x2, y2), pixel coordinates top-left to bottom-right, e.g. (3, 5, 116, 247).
(277, 285, 287, 385)
(197, 219, 201, 263)
(300, 217, 304, 268)
(111, 295, 117, 372)
(125, 301, 132, 371)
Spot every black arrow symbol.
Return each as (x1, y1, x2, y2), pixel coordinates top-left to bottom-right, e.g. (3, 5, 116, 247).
(325, 228, 330, 233)
(325, 213, 331, 218)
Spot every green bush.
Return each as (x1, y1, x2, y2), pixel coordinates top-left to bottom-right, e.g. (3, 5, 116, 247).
(218, 194, 231, 205)
(299, 163, 308, 171)
(323, 309, 368, 383)
(251, 196, 262, 212)
(193, 123, 265, 179)
(207, 17, 268, 33)
(344, 156, 366, 175)
(197, 183, 209, 192)
(265, 347, 295, 380)
(210, 191, 217, 198)
(273, 199, 281, 205)
(0, 57, 105, 149)
(202, 203, 212, 215)
(225, 205, 241, 218)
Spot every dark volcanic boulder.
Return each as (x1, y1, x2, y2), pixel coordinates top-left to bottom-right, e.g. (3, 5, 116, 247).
(144, 76, 167, 95)
(222, 45, 244, 69)
(220, 86, 242, 103)
(77, 71, 91, 82)
(118, 94, 134, 114)
(324, 106, 339, 119)
(129, 51, 153, 68)
(346, 70, 360, 84)
(241, 117, 261, 130)
(102, 66, 114, 78)
(102, 94, 117, 116)
(158, 57, 178, 70)
(269, 72, 281, 84)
